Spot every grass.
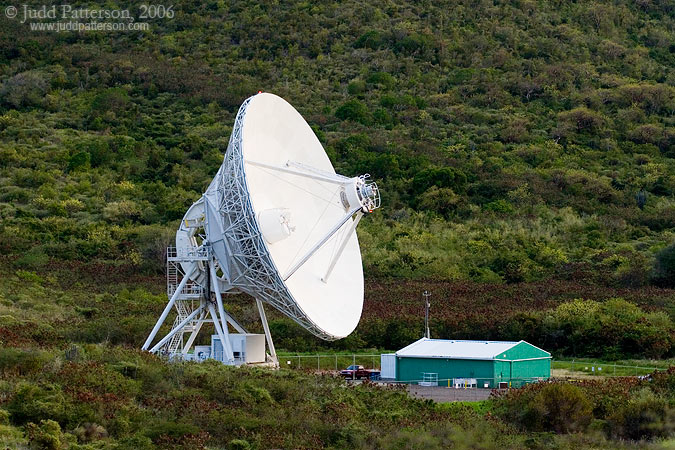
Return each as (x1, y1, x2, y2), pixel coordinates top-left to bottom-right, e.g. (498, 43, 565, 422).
(436, 400, 493, 415)
(551, 358, 667, 377)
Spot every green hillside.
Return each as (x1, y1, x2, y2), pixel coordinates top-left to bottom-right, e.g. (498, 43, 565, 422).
(1, 1, 675, 447)
(0, 0, 673, 285)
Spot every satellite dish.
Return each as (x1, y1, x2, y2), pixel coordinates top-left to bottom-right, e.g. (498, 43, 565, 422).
(142, 93, 381, 365)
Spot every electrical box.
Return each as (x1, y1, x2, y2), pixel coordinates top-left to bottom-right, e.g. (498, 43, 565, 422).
(194, 345, 211, 361)
(212, 334, 266, 364)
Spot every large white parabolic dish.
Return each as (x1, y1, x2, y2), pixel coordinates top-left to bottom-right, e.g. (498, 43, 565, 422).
(144, 92, 380, 362)
(241, 94, 364, 338)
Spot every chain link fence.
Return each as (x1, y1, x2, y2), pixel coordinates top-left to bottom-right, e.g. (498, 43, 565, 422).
(551, 359, 659, 377)
(278, 354, 665, 381)
(279, 354, 381, 372)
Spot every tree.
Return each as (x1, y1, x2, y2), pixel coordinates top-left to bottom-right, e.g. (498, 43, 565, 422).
(335, 99, 371, 125)
(526, 384, 593, 433)
(653, 243, 675, 288)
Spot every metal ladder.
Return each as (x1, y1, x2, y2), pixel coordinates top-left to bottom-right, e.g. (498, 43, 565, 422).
(166, 300, 195, 354)
(163, 247, 206, 355)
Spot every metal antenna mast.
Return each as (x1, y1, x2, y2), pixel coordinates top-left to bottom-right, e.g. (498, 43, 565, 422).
(423, 290, 431, 339)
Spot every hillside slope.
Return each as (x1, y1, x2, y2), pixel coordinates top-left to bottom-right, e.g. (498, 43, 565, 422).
(0, 0, 673, 284)
(1, 3, 674, 447)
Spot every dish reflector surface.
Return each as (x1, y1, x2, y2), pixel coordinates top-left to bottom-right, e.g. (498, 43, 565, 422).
(238, 94, 363, 338)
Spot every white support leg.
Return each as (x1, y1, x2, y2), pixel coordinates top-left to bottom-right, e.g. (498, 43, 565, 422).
(181, 309, 206, 354)
(256, 299, 277, 366)
(226, 315, 247, 334)
(209, 262, 228, 334)
(209, 262, 235, 361)
(149, 304, 204, 353)
(142, 264, 196, 350)
(208, 302, 234, 364)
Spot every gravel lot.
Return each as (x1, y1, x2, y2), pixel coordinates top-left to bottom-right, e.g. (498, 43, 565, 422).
(406, 385, 493, 402)
(343, 379, 495, 402)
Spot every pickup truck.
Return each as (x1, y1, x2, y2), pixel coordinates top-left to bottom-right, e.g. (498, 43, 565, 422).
(339, 365, 381, 380)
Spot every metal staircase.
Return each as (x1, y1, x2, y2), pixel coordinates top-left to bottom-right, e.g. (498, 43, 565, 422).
(161, 246, 208, 355)
(166, 300, 195, 354)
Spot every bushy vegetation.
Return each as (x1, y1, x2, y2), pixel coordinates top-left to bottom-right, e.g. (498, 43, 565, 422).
(278, 297, 675, 359)
(0, 345, 525, 448)
(0, 0, 672, 284)
(2, 262, 673, 360)
(494, 369, 675, 442)
(495, 383, 594, 434)
(1, 1, 674, 446)
(0, 345, 672, 449)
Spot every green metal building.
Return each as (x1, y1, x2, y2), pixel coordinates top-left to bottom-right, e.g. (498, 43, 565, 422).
(393, 338, 551, 388)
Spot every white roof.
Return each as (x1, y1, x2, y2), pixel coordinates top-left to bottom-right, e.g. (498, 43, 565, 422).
(396, 338, 536, 360)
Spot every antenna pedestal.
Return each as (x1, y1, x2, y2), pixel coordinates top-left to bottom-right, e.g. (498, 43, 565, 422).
(143, 247, 278, 367)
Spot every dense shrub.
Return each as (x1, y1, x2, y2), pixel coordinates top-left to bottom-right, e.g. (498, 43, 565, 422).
(412, 167, 467, 196)
(417, 187, 460, 217)
(7, 383, 67, 426)
(530, 384, 594, 433)
(0, 345, 531, 448)
(495, 383, 593, 433)
(541, 299, 673, 359)
(608, 388, 674, 441)
(496, 377, 675, 442)
(557, 107, 605, 134)
(0, 70, 50, 108)
(66, 151, 90, 172)
(25, 419, 65, 450)
(653, 243, 675, 288)
(335, 99, 371, 125)
(0, 349, 53, 377)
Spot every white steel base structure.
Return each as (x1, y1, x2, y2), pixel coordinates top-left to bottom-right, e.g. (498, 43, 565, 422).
(141, 93, 380, 365)
(142, 246, 278, 366)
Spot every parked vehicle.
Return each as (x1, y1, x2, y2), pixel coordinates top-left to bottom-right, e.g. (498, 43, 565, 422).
(340, 365, 381, 380)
